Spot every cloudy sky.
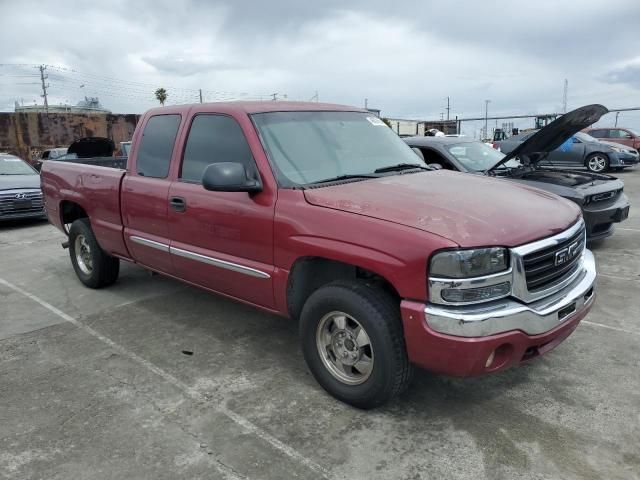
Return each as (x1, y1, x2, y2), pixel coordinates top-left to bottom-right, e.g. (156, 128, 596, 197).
(1, 0, 639, 134)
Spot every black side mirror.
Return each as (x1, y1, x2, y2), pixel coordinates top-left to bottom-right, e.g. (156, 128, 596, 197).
(202, 162, 262, 193)
(428, 163, 443, 170)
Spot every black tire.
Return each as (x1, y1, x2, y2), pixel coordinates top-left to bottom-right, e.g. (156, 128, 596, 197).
(68, 218, 120, 288)
(585, 153, 609, 173)
(299, 280, 411, 409)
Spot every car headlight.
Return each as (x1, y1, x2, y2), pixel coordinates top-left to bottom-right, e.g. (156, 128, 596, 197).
(430, 248, 508, 278)
(610, 146, 624, 153)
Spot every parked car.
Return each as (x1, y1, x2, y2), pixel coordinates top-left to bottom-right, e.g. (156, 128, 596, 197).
(586, 127, 640, 150)
(42, 101, 596, 408)
(496, 129, 638, 172)
(0, 153, 45, 221)
(405, 105, 630, 240)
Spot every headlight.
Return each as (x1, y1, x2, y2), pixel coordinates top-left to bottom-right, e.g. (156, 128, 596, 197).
(430, 248, 508, 278)
(610, 146, 624, 153)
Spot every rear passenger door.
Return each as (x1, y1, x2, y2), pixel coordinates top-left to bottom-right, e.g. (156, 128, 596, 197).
(167, 113, 276, 308)
(122, 113, 182, 274)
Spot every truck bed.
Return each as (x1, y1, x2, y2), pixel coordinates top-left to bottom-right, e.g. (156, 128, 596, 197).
(53, 156, 128, 169)
(41, 160, 129, 258)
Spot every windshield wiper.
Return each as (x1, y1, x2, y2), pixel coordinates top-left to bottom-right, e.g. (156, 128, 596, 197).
(308, 173, 379, 185)
(374, 163, 430, 174)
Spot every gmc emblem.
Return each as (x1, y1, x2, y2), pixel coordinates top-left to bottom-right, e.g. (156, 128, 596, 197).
(554, 241, 581, 266)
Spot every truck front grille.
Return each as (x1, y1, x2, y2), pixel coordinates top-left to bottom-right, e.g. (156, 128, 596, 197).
(522, 224, 586, 291)
(0, 190, 44, 216)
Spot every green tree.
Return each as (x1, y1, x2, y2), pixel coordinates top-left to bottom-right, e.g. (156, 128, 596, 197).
(155, 88, 168, 106)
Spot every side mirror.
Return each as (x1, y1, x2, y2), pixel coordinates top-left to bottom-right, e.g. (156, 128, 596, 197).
(428, 163, 443, 170)
(202, 162, 262, 193)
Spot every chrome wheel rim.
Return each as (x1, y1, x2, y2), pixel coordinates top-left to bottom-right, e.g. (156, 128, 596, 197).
(588, 155, 607, 172)
(316, 311, 374, 385)
(75, 234, 93, 275)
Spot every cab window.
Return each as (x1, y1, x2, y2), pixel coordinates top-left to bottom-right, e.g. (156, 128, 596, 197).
(180, 114, 256, 183)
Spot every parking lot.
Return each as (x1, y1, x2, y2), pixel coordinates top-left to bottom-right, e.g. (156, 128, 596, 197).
(0, 171, 638, 480)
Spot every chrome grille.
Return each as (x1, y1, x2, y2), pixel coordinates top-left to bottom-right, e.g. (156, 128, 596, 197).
(522, 224, 586, 291)
(0, 190, 44, 216)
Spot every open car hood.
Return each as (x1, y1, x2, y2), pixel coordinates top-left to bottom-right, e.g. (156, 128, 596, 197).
(487, 104, 608, 172)
(67, 137, 115, 158)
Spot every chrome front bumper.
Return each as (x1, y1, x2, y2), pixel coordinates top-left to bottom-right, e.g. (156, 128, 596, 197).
(425, 250, 596, 337)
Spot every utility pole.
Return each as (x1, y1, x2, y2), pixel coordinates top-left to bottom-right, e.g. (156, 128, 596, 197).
(484, 99, 491, 140)
(199, 89, 203, 103)
(446, 96, 450, 121)
(39, 65, 50, 115)
(364, 98, 368, 109)
(615, 111, 620, 127)
(562, 79, 568, 113)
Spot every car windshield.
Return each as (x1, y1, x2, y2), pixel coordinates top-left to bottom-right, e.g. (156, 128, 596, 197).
(444, 142, 520, 171)
(627, 129, 639, 137)
(251, 111, 424, 185)
(575, 132, 597, 142)
(0, 156, 36, 175)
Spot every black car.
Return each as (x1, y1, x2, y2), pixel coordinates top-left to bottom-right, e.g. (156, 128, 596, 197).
(404, 105, 630, 241)
(0, 153, 46, 221)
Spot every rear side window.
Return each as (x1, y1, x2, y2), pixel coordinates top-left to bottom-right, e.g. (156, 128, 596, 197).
(136, 114, 181, 178)
(180, 114, 256, 183)
(589, 129, 608, 138)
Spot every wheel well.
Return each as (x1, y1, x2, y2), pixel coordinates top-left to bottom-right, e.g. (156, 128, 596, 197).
(585, 152, 609, 162)
(286, 257, 400, 320)
(60, 201, 88, 234)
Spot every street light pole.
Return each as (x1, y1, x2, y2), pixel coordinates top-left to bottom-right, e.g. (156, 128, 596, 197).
(484, 99, 491, 140)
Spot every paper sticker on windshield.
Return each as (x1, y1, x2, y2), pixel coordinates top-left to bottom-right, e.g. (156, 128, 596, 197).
(367, 116, 386, 126)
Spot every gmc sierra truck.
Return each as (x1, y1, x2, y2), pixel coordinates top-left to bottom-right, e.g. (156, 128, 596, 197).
(41, 102, 597, 408)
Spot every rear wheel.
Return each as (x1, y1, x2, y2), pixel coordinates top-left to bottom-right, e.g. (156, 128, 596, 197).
(68, 219, 119, 288)
(585, 153, 609, 173)
(299, 280, 411, 409)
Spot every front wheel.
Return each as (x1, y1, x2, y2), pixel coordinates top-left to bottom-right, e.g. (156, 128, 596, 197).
(68, 219, 120, 288)
(585, 153, 609, 173)
(299, 281, 412, 409)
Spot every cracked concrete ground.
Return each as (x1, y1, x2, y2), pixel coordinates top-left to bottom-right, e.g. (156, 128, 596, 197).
(1, 169, 639, 480)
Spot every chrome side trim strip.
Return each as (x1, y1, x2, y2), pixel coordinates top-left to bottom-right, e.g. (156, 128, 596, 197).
(169, 246, 271, 279)
(130, 235, 170, 252)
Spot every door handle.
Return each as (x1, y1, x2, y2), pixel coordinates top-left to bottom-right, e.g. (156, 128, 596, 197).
(169, 196, 186, 212)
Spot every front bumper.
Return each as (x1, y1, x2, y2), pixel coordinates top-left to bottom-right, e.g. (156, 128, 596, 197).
(583, 193, 630, 240)
(401, 250, 596, 377)
(613, 151, 639, 167)
(0, 209, 47, 221)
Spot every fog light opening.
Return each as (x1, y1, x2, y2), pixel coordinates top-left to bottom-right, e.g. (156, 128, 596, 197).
(485, 350, 496, 368)
(584, 287, 594, 302)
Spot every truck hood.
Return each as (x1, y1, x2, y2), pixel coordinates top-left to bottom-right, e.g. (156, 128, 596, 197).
(489, 104, 608, 171)
(0, 173, 41, 191)
(303, 171, 581, 247)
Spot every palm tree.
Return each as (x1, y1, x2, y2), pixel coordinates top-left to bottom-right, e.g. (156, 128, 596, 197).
(155, 88, 167, 106)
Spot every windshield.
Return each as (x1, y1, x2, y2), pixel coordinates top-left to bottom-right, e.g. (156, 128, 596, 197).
(0, 156, 36, 175)
(251, 111, 423, 185)
(575, 132, 597, 143)
(444, 142, 520, 171)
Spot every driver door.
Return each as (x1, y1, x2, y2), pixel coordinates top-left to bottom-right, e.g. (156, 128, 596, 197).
(547, 136, 584, 167)
(167, 113, 276, 309)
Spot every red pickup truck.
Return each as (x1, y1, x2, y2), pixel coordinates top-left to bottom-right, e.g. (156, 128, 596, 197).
(41, 102, 597, 408)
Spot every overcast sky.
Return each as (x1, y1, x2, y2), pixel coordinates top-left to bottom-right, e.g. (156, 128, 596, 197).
(1, 0, 640, 133)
